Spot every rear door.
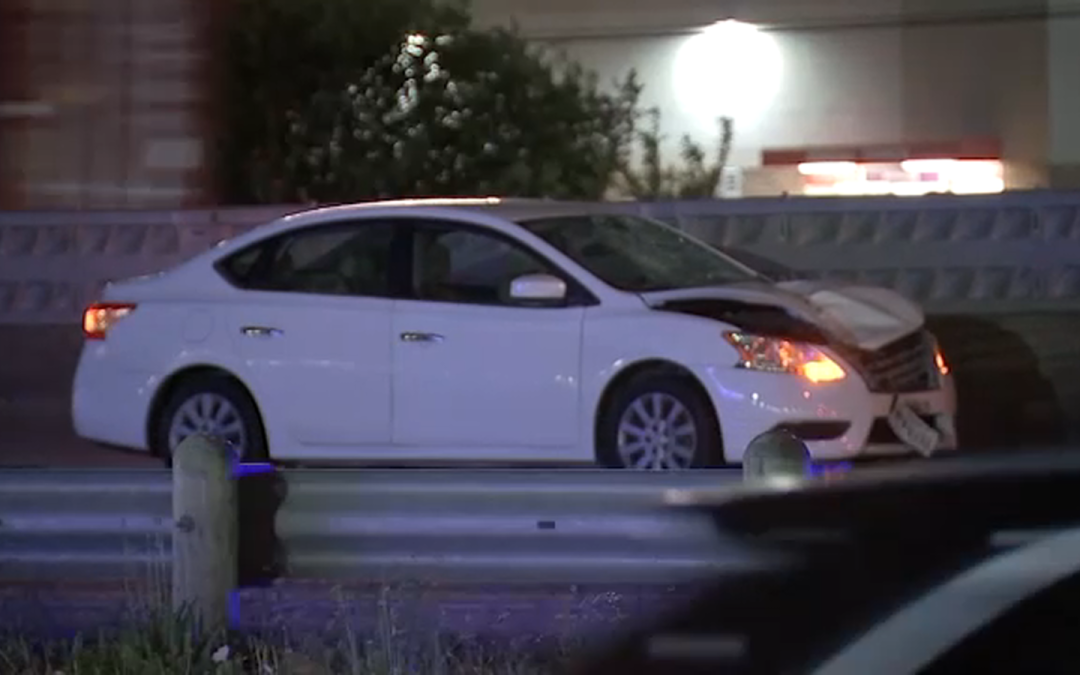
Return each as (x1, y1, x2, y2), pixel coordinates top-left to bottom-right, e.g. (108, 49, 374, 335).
(218, 219, 397, 451)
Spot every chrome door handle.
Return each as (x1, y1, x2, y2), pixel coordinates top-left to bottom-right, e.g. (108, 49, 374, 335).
(241, 326, 283, 338)
(400, 331, 444, 343)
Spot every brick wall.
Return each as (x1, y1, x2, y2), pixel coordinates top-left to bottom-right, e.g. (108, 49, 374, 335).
(0, 0, 217, 209)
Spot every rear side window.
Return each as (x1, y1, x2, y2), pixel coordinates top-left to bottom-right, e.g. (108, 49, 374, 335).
(216, 221, 396, 298)
(217, 246, 263, 286)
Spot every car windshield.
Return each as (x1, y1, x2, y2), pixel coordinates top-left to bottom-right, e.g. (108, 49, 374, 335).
(516, 214, 760, 292)
(719, 247, 802, 282)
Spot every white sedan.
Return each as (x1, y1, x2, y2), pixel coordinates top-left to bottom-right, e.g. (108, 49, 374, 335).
(72, 198, 957, 468)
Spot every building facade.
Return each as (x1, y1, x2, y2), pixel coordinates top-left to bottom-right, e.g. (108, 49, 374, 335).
(2, 0, 1078, 205)
(0, 0, 217, 209)
(474, 0, 1080, 197)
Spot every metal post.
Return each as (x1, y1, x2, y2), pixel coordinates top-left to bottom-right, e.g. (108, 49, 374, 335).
(171, 433, 237, 631)
(742, 429, 810, 485)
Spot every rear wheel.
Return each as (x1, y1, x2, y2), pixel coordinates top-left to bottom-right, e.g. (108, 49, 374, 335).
(152, 375, 268, 465)
(597, 371, 723, 469)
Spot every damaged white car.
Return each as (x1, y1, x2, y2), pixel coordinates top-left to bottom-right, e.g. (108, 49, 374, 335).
(73, 198, 957, 468)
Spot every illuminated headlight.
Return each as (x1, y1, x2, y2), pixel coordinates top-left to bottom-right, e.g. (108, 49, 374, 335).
(933, 343, 950, 376)
(722, 331, 847, 384)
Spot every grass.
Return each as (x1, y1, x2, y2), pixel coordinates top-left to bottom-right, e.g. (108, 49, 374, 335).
(0, 524, 598, 673)
(0, 567, 585, 675)
(0, 601, 578, 674)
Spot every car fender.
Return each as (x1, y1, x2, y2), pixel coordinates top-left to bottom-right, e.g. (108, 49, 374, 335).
(580, 308, 743, 450)
(148, 349, 281, 452)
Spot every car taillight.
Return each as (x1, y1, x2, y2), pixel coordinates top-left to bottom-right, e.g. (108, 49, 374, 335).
(83, 302, 136, 340)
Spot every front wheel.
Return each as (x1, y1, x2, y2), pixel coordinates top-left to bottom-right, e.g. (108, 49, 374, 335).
(597, 372, 723, 469)
(152, 375, 268, 465)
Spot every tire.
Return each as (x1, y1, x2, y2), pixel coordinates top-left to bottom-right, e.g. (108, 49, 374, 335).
(151, 374, 268, 465)
(596, 370, 724, 469)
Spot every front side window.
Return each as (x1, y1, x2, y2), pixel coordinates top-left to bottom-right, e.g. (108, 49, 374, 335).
(410, 223, 557, 306)
(217, 221, 395, 297)
(517, 214, 759, 292)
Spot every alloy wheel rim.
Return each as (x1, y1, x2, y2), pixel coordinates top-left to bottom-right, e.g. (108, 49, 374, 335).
(167, 393, 247, 459)
(616, 392, 698, 470)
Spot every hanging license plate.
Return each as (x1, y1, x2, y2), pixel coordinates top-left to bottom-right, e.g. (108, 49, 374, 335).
(887, 403, 941, 456)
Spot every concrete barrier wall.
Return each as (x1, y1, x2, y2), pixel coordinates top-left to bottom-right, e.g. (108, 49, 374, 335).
(638, 192, 1080, 315)
(0, 205, 296, 324)
(4, 192, 1080, 324)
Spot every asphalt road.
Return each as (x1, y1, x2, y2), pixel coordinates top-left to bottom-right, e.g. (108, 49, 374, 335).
(0, 398, 156, 467)
(2, 313, 1079, 467)
(0, 325, 156, 467)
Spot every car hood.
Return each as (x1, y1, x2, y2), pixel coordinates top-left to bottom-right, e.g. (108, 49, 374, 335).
(640, 279, 925, 351)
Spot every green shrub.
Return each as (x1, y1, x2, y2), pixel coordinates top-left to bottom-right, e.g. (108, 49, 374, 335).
(219, 0, 640, 205)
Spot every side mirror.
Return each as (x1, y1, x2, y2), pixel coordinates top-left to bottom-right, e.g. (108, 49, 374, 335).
(508, 273, 567, 302)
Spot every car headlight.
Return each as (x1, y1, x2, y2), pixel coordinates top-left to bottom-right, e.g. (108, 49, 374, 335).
(722, 331, 847, 384)
(934, 343, 950, 376)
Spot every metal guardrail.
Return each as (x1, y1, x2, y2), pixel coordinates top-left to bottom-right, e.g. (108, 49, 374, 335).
(0, 470, 172, 580)
(0, 467, 753, 586)
(277, 468, 752, 584)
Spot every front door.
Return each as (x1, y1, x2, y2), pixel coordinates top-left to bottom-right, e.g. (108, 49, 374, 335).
(391, 221, 585, 451)
(223, 219, 397, 449)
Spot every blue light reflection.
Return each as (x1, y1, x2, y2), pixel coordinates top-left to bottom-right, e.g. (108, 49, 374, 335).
(808, 461, 853, 477)
(234, 462, 275, 478)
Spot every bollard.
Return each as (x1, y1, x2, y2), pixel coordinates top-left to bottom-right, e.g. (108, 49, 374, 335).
(742, 429, 810, 485)
(172, 433, 238, 631)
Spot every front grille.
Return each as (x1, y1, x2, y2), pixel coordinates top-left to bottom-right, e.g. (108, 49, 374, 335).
(843, 330, 938, 393)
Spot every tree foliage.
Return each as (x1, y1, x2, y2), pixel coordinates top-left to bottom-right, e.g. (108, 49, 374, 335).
(616, 111, 735, 200)
(219, 0, 642, 204)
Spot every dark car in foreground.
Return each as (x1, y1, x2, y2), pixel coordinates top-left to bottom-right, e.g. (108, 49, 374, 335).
(572, 452, 1080, 674)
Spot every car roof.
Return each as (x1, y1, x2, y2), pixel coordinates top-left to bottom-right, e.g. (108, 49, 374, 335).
(185, 197, 658, 281)
(276, 197, 643, 228)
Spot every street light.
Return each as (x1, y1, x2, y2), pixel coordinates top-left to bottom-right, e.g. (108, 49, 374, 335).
(673, 20, 783, 128)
